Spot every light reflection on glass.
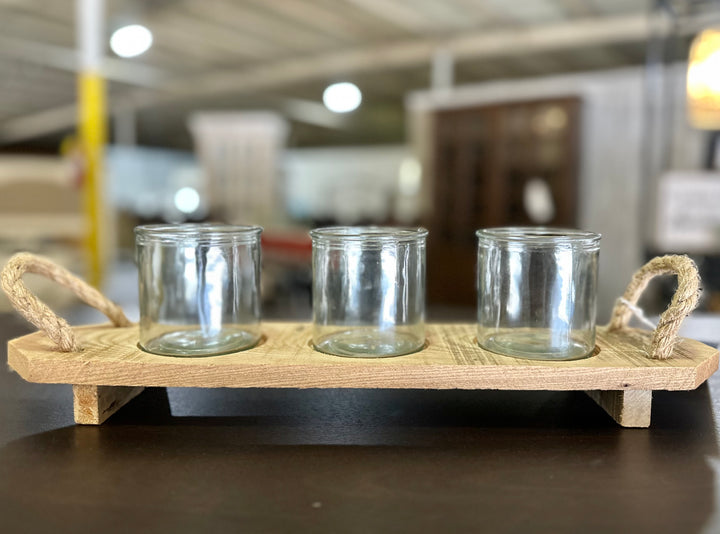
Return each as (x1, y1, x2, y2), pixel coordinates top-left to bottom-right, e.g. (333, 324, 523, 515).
(380, 246, 398, 329)
(550, 246, 573, 350)
(198, 247, 226, 337)
(506, 250, 522, 323)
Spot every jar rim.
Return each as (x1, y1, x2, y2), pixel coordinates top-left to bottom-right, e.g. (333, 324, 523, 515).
(310, 226, 428, 244)
(135, 223, 263, 244)
(476, 227, 601, 246)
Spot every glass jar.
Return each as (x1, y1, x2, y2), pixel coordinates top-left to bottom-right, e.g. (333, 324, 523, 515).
(135, 224, 262, 356)
(311, 226, 428, 357)
(476, 227, 601, 361)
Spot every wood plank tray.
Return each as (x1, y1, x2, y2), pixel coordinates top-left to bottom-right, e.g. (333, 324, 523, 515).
(3, 253, 717, 428)
(7, 321, 718, 427)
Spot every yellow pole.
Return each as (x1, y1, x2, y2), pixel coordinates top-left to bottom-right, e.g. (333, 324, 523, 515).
(77, 0, 106, 288)
(79, 73, 106, 288)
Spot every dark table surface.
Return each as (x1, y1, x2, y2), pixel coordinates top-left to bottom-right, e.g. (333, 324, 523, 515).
(2, 312, 720, 534)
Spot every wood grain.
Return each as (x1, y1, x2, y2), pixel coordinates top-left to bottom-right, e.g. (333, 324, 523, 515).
(7, 322, 718, 391)
(72, 384, 145, 424)
(585, 390, 652, 428)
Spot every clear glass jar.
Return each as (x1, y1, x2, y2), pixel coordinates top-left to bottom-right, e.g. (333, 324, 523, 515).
(476, 227, 601, 361)
(311, 226, 428, 357)
(135, 224, 262, 356)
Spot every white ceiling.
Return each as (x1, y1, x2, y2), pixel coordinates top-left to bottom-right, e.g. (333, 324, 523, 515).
(0, 0, 654, 148)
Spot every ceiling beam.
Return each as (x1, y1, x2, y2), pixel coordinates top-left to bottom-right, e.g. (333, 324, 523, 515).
(341, 0, 434, 33)
(0, 104, 77, 144)
(280, 98, 350, 130)
(0, 35, 169, 87)
(156, 14, 654, 98)
(248, 0, 372, 42)
(0, 96, 351, 145)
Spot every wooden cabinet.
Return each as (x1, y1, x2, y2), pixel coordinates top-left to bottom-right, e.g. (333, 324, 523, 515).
(427, 97, 581, 306)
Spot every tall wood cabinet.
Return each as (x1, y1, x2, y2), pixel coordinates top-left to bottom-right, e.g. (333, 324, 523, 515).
(427, 97, 581, 306)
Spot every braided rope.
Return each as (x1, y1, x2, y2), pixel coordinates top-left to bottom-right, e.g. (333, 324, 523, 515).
(608, 255, 701, 360)
(0, 253, 131, 352)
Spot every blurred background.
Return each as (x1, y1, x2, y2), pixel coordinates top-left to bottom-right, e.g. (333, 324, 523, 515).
(1, 0, 720, 332)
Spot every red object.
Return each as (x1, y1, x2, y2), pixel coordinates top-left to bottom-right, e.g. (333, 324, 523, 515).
(261, 231, 312, 263)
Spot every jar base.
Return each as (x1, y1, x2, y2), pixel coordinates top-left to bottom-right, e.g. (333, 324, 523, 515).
(479, 330, 594, 361)
(313, 328, 424, 358)
(140, 327, 260, 357)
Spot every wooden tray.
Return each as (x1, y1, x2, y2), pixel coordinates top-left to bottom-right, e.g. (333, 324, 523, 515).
(3, 253, 717, 428)
(7, 321, 718, 427)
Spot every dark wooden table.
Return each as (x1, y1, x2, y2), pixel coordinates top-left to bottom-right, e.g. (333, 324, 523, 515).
(1, 312, 719, 533)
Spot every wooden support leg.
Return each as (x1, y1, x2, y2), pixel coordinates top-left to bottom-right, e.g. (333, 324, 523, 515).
(585, 390, 652, 428)
(73, 385, 145, 425)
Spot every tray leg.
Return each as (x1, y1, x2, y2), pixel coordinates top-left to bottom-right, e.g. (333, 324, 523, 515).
(73, 385, 145, 425)
(585, 390, 652, 428)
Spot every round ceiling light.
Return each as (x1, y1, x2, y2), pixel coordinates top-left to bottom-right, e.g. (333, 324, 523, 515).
(110, 24, 153, 58)
(174, 186, 201, 214)
(322, 82, 362, 113)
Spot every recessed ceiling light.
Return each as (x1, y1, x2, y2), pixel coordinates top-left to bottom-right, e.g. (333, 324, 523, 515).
(174, 186, 200, 214)
(322, 82, 362, 113)
(110, 24, 153, 58)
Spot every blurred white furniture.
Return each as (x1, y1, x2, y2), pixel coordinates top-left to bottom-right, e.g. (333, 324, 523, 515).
(0, 155, 84, 311)
(189, 112, 288, 228)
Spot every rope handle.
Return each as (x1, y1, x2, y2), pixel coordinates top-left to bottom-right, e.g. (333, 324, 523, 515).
(0, 253, 131, 352)
(607, 255, 701, 360)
